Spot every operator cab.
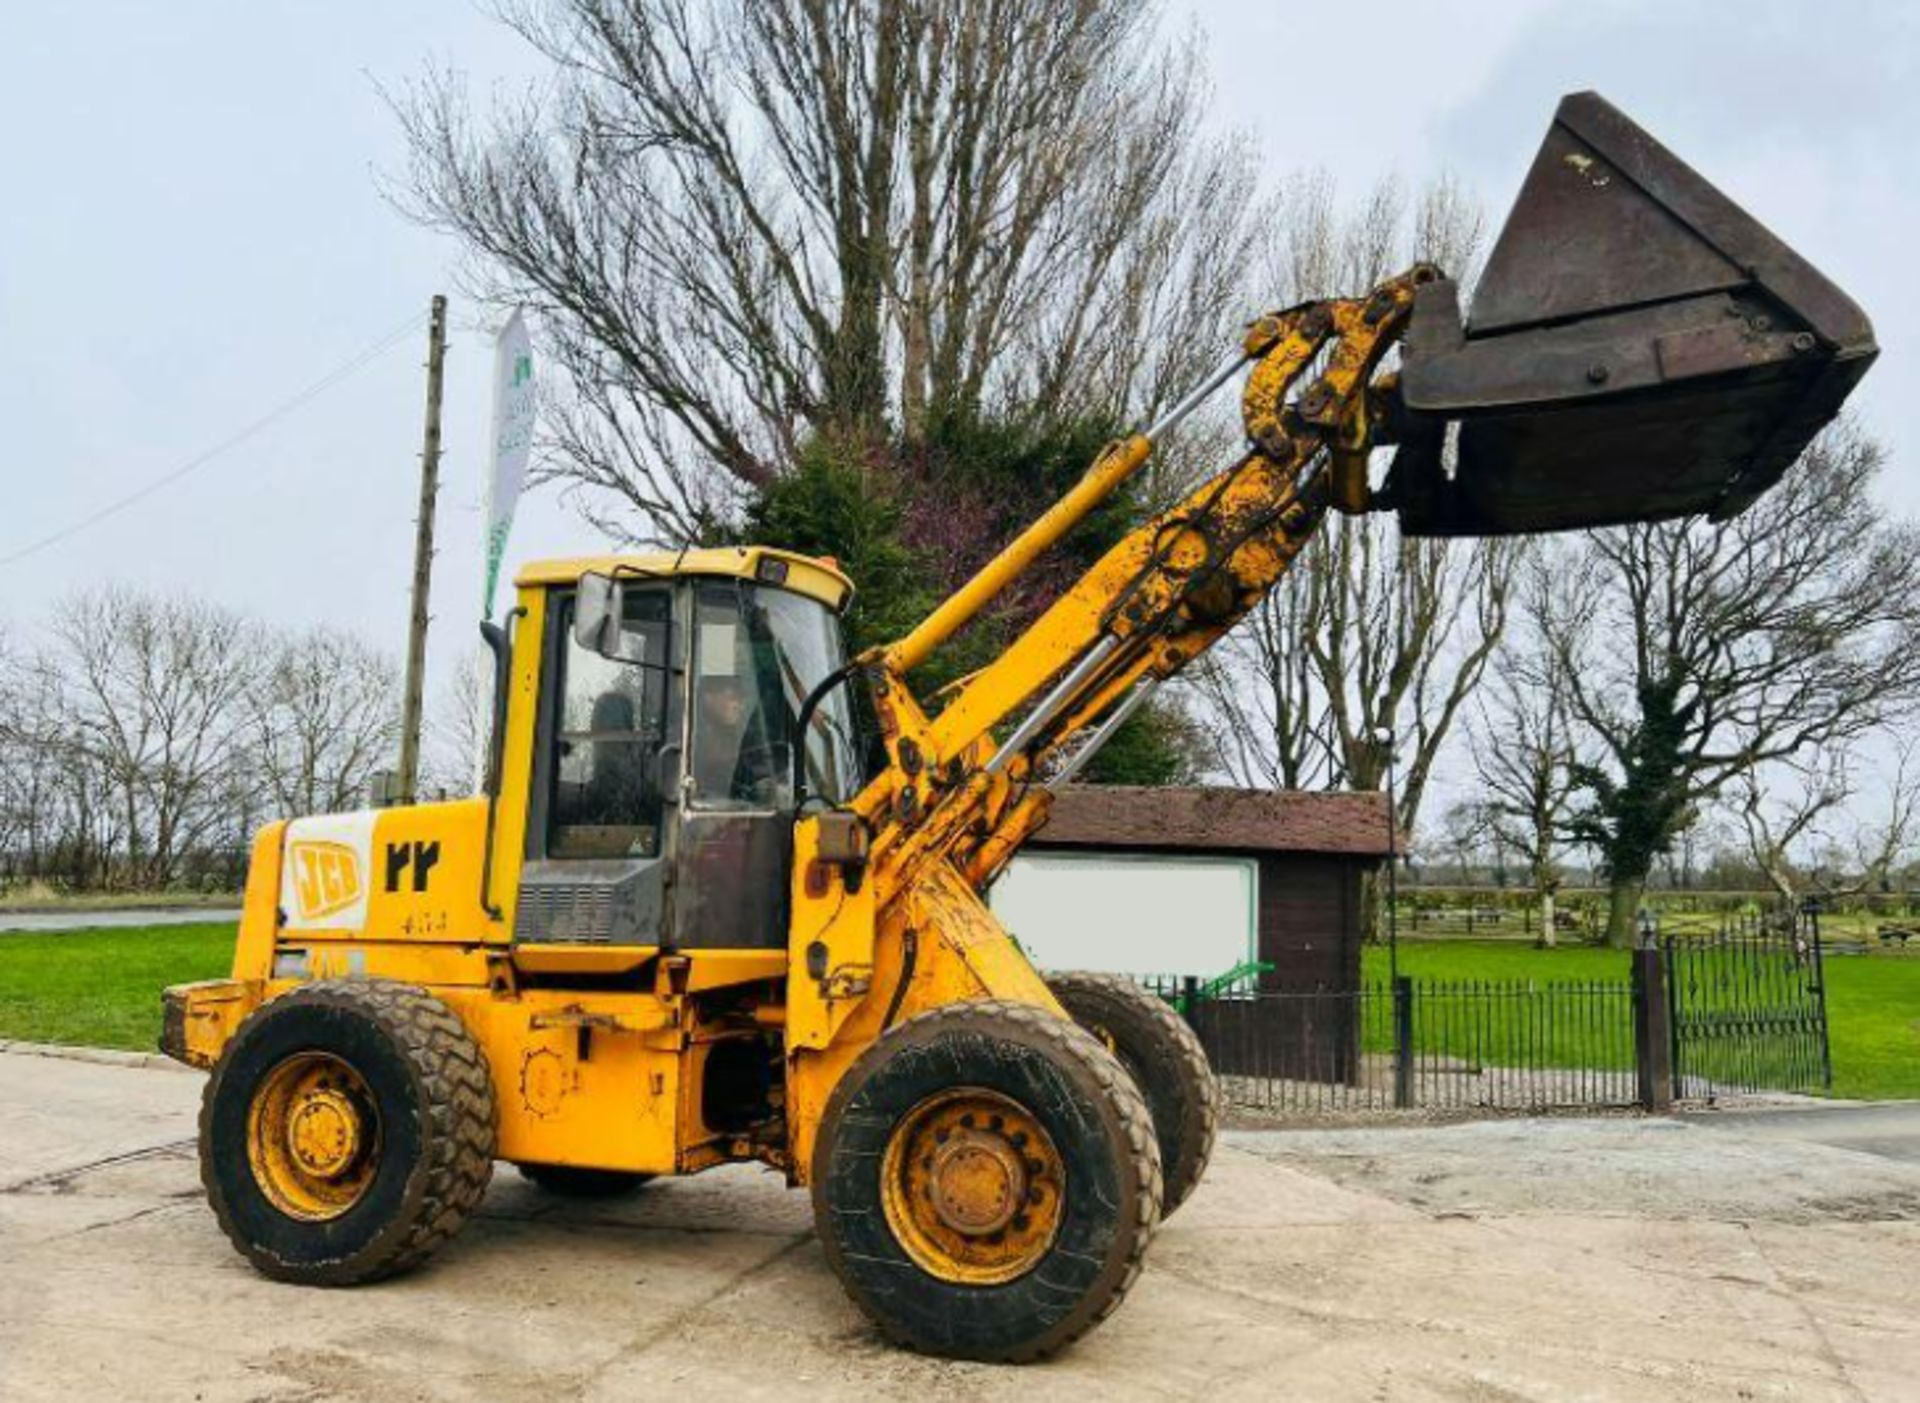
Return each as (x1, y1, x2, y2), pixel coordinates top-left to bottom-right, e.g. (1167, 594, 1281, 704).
(514, 549, 858, 950)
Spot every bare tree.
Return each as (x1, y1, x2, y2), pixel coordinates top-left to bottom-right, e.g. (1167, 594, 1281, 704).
(1739, 737, 1920, 905)
(247, 627, 401, 817)
(423, 647, 495, 799)
(1195, 175, 1518, 842)
(1734, 748, 1852, 905)
(0, 632, 28, 877)
(1848, 739, 1920, 897)
(1189, 577, 1336, 793)
(1470, 622, 1580, 945)
(1537, 422, 1920, 945)
(56, 590, 259, 889)
(390, 0, 1267, 542)
(3, 644, 133, 888)
(1437, 798, 1492, 885)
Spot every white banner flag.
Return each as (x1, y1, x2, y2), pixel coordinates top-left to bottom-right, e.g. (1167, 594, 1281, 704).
(481, 308, 535, 619)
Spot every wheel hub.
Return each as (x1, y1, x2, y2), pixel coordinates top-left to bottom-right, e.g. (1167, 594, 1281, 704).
(286, 1088, 361, 1179)
(928, 1130, 1028, 1236)
(246, 1051, 379, 1221)
(880, 1088, 1066, 1285)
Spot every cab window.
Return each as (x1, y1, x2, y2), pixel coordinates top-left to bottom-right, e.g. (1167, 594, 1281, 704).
(689, 580, 857, 810)
(547, 587, 672, 858)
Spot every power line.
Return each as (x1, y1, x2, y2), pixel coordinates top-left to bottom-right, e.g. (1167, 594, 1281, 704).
(0, 310, 429, 568)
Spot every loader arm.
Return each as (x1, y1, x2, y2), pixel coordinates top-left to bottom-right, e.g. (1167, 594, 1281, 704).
(840, 265, 1440, 899)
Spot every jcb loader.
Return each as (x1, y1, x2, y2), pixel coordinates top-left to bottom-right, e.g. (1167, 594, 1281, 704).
(163, 94, 1874, 1360)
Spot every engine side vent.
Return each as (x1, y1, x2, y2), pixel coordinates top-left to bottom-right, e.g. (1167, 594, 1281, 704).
(513, 859, 660, 945)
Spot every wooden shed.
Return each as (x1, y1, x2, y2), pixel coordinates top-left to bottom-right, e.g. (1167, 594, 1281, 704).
(1001, 784, 1395, 993)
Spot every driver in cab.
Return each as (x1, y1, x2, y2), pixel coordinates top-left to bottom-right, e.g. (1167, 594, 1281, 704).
(692, 674, 782, 804)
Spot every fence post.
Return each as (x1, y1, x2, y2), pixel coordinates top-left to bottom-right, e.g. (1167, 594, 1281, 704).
(1392, 975, 1414, 1109)
(1803, 902, 1834, 1092)
(1180, 975, 1200, 1030)
(1632, 944, 1674, 1112)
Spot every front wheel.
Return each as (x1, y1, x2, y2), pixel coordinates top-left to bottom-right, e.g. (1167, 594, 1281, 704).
(811, 1000, 1162, 1362)
(199, 980, 496, 1286)
(1046, 971, 1219, 1218)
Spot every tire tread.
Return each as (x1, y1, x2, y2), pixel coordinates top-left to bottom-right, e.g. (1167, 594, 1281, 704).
(1046, 971, 1219, 1216)
(814, 997, 1162, 1362)
(199, 979, 496, 1285)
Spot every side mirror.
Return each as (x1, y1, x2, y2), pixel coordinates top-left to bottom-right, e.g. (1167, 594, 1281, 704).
(574, 572, 622, 655)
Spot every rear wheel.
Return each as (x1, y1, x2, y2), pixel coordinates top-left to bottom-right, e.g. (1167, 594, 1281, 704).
(1046, 972, 1219, 1218)
(811, 999, 1161, 1362)
(199, 980, 496, 1285)
(516, 1163, 653, 1198)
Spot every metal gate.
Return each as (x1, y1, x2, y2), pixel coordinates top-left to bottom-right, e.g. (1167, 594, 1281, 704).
(1664, 920, 1832, 1098)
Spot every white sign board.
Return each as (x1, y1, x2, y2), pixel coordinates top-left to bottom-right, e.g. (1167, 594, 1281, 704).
(989, 853, 1257, 979)
(481, 308, 535, 619)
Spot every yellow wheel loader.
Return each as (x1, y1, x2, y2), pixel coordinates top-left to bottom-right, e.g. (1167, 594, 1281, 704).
(162, 94, 1874, 1361)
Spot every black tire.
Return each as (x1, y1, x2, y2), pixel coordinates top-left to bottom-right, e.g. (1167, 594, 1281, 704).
(811, 999, 1162, 1363)
(1046, 971, 1219, 1218)
(516, 1163, 653, 1198)
(199, 979, 496, 1286)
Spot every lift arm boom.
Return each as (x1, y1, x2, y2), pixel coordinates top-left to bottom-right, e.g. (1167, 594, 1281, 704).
(843, 265, 1441, 898)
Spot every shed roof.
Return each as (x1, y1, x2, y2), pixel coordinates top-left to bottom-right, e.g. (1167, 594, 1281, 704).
(1032, 785, 1396, 859)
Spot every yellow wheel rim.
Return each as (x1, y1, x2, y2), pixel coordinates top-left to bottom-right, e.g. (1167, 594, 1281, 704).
(879, 1088, 1065, 1286)
(246, 1051, 380, 1221)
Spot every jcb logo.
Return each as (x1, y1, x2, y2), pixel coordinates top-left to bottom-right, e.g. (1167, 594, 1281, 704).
(289, 841, 363, 922)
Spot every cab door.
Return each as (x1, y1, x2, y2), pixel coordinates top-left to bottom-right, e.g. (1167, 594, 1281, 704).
(514, 581, 680, 945)
(670, 578, 859, 950)
(670, 580, 791, 949)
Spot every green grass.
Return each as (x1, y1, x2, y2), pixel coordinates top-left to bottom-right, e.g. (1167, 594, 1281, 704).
(1357, 942, 1637, 1073)
(1822, 958, 1920, 1099)
(1366, 941, 1628, 982)
(0, 923, 236, 1051)
(1362, 940, 1920, 1099)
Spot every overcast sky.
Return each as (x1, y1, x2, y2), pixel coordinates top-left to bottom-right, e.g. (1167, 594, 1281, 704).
(1, 1, 1911, 724)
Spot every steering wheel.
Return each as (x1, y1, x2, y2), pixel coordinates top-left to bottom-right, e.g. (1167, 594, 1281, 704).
(734, 740, 793, 805)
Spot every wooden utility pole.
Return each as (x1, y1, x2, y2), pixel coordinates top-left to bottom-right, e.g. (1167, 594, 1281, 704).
(396, 294, 447, 805)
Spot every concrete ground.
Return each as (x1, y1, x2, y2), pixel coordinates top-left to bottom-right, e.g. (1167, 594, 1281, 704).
(1682, 1102, 1920, 1164)
(3, 1052, 1917, 1402)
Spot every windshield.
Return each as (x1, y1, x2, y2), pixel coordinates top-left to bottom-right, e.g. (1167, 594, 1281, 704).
(759, 586, 858, 806)
(689, 580, 858, 810)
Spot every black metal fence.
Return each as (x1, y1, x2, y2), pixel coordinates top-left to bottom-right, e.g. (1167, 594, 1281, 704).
(1666, 929, 1831, 1098)
(1138, 929, 1828, 1120)
(1140, 974, 1639, 1116)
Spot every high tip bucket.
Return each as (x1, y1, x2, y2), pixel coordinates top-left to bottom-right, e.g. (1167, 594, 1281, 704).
(1387, 92, 1877, 537)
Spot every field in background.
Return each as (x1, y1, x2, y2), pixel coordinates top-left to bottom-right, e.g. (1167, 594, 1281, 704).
(0, 884, 241, 914)
(0, 922, 1913, 1101)
(1395, 887, 1919, 947)
(1366, 940, 1920, 1100)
